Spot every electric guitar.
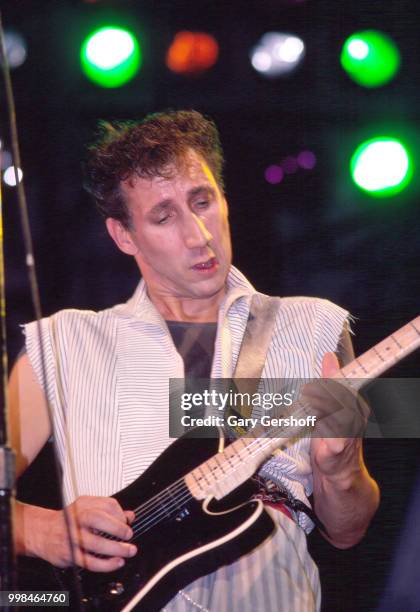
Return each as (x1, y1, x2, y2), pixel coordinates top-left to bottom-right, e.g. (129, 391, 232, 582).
(58, 317, 420, 611)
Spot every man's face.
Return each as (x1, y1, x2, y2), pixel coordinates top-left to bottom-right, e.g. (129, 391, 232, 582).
(110, 149, 232, 303)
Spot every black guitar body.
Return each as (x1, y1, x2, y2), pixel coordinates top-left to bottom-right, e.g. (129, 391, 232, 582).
(66, 429, 275, 611)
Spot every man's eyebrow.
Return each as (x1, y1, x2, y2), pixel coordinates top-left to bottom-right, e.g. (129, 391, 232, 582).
(148, 185, 216, 215)
(187, 185, 216, 202)
(148, 200, 172, 215)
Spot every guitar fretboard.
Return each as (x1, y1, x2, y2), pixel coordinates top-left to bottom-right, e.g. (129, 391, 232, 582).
(185, 316, 420, 501)
(339, 317, 420, 387)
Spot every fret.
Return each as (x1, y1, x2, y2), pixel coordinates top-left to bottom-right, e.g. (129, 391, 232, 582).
(196, 464, 211, 486)
(214, 453, 227, 473)
(185, 468, 208, 499)
(372, 346, 386, 362)
(390, 333, 403, 349)
(232, 437, 251, 456)
(341, 318, 420, 383)
(409, 320, 420, 335)
(220, 445, 239, 470)
(395, 322, 420, 347)
(191, 472, 206, 494)
(223, 436, 267, 468)
(356, 357, 369, 374)
(341, 359, 364, 377)
(225, 457, 236, 471)
(374, 337, 400, 363)
(223, 444, 238, 459)
(204, 459, 220, 482)
(252, 437, 266, 450)
(206, 456, 223, 479)
(342, 362, 363, 379)
(223, 443, 250, 472)
(244, 437, 263, 459)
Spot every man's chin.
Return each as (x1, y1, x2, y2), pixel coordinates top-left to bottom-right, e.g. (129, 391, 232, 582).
(190, 280, 226, 300)
(188, 270, 228, 299)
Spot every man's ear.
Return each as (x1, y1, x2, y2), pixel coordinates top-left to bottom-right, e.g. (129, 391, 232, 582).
(106, 217, 139, 256)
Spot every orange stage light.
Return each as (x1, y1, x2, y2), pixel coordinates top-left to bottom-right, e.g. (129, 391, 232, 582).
(166, 31, 219, 75)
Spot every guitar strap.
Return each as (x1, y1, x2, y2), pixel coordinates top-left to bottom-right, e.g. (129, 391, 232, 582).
(229, 293, 328, 534)
(227, 294, 280, 435)
(233, 294, 281, 381)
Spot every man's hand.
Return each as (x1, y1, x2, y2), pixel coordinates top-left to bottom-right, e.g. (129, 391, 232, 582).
(306, 352, 368, 481)
(307, 352, 379, 548)
(18, 496, 137, 572)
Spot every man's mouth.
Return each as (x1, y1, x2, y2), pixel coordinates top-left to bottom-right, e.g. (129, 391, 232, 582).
(191, 257, 217, 271)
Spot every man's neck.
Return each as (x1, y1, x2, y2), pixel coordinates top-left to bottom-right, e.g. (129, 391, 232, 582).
(146, 288, 225, 323)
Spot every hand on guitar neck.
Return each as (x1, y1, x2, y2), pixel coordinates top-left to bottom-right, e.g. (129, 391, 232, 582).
(305, 351, 370, 478)
(308, 352, 379, 548)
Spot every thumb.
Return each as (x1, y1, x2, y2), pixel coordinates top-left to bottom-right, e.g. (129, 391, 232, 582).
(124, 510, 136, 524)
(321, 351, 340, 378)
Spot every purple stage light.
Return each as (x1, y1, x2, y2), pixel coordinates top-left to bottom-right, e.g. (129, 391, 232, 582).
(265, 165, 284, 184)
(297, 150, 316, 170)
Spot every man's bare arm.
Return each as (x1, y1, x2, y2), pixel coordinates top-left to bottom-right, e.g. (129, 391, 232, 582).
(9, 353, 137, 570)
(9, 353, 52, 478)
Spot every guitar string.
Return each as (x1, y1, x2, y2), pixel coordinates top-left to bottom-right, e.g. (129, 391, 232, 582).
(80, 326, 420, 570)
(114, 403, 303, 541)
(125, 400, 304, 528)
(118, 356, 384, 541)
(114, 327, 417, 542)
(126, 398, 318, 541)
(121, 365, 386, 542)
(126, 356, 391, 540)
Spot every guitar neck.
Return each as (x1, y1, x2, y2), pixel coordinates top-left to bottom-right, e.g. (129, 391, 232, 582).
(185, 316, 420, 501)
(339, 316, 420, 389)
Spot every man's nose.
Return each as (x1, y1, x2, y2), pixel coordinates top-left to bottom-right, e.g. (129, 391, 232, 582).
(183, 212, 213, 249)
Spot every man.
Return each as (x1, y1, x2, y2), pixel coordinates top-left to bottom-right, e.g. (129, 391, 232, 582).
(9, 110, 379, 611)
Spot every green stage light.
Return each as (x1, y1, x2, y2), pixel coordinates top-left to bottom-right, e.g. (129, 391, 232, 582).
(341, 30, 400, 88)
(81, 26, 141, 88)
(350, 138, 413, 197)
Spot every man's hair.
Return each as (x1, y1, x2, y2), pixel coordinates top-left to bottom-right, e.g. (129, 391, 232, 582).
(84, 110, 225, 228)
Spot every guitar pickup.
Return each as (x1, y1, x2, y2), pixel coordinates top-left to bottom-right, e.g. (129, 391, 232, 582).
(175, 507, 191, 522)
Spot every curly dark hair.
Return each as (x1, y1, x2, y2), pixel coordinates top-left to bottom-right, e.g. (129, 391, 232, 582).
(84, 110, 225, 228)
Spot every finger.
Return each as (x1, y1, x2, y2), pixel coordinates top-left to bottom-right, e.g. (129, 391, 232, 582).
(302, 380, 360, 418)
(302, 379, 348, 405)
(303, 389, 363, 436)
(314, 407, 365, 438)
(321, 352, 340, 378)
(77, 509, 133, 540)
(77, 497, 129, 523)
(75, 549, 129, 573)
(79, 529, 137, 559)
(321, 438, 347, 454)
(310, 438, 347, 463)
(100, 497, 131, 523)
(124, 510, 136, 524)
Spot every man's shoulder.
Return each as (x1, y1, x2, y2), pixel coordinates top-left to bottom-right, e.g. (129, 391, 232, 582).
(24, 302, 127, 341)
(45, 303, 121, 324)
(278, 295, 346, 312)
(273, 295, 350, 332)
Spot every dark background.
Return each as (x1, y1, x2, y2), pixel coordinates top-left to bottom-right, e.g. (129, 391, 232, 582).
(1, 1, 419, 610)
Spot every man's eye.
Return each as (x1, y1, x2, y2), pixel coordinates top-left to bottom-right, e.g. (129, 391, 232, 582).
(158, 215, 169, 224)
(195, 200, 209, 209)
